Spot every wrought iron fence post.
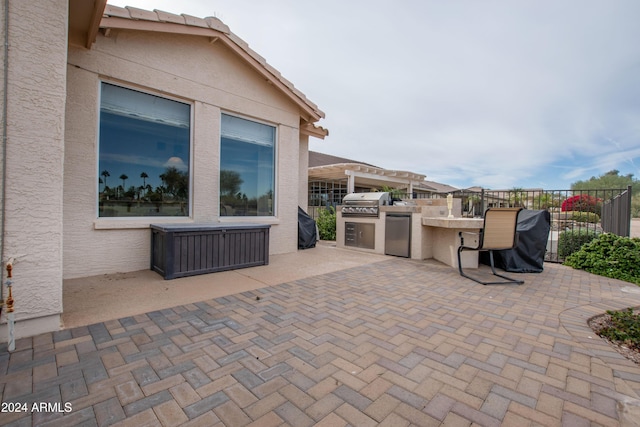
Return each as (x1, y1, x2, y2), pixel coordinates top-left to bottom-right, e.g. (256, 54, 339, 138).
(625, 184, 632, 237)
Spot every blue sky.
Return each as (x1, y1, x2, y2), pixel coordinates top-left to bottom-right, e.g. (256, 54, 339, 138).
(107, 0, 640, 190)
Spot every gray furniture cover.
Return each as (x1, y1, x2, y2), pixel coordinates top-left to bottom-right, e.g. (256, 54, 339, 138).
(481, 209, 551, 273)
(298, 207, 317, 249)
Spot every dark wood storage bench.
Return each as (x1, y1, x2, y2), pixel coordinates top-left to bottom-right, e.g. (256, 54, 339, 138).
(150, 223, 270, 279)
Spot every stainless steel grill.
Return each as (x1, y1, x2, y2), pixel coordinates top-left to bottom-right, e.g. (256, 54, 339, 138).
(341, 192, 391, 217)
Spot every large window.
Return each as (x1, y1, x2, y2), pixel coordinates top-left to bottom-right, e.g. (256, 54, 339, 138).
(220, 114, 275, 216)
(98, 83, 191, 217)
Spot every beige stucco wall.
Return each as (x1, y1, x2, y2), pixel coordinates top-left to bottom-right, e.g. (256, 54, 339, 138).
(298, 134, 310, 211)
(0, 0, 68, 340)
(64, 29, 305, 279)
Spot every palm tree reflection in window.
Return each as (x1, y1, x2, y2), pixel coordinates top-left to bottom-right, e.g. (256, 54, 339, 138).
(159, 167, 188, 200)
(98, 83, 190, 217)
(220, 170, 243, 216)
(98, 167, 188, 216)
(101, 170, 110, 195)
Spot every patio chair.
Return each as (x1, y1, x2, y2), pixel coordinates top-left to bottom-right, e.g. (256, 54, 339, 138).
(457, 207, 524, 285)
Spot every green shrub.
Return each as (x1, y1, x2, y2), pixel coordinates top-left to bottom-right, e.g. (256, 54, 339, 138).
(597, 308, 640, 351)
(316, 207, 336, 240)
(558, 229, 599, 258)
(564, 233, 640, 285)
(569, 211, 600, 224)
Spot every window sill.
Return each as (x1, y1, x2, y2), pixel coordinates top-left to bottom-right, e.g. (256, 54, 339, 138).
(94, 217, 194, 230)
(93, 217, 281, 230)
(218, 217, 281, 226)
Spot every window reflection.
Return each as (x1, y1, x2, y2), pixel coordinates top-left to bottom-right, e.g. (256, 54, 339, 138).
(98, 83, 190, 217)
(220, 114, 275, 216)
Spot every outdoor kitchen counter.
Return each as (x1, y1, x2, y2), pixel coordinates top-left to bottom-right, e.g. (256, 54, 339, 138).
(337, 202, 485, 269)
(422, 217, 484, 269)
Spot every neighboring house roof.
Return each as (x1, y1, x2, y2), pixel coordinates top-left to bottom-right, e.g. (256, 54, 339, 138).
(308, 151, 463, 194)
(309, 151, 379, 168)
(419, 180, 459, 194)
(69, 2, 327, 138)
(308, 151, 427, 189)
(464, 186, 484, 193)
(464, 186, 544, 197)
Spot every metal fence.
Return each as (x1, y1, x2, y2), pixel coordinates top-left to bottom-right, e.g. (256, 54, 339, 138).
(601, 187, 633, 237)
(479, 187, 631, 263)
(307, 179, 347, 220)
(406, 186, 632, 263)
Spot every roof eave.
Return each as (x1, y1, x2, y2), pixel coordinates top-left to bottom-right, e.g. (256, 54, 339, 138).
(301, 123, 328, 139)
(99, 13, 325, 124)
(68, 0, 107, 49)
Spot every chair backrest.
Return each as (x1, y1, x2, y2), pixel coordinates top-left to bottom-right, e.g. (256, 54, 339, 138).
(481, 208, 523, 250)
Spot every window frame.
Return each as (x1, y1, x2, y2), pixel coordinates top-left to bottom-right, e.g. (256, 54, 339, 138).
(218, 112, 278, 219)
(95, 81, 194, 224)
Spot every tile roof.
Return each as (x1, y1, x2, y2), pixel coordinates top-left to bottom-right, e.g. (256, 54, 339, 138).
(308, 151, 429, 188)
(103, 5, 231, 33)
(100, 5, 327, 136)
(309, 151, 464, 193)
(309, 151, 379, 168)
(420, 180, 459, 193)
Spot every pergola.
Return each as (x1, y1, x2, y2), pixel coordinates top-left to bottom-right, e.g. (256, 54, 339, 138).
(308, 163, 429, 194)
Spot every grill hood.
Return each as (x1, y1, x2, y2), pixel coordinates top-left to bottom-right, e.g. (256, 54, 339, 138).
(341, 192, 391, 217)
(342, 192, 391, 205)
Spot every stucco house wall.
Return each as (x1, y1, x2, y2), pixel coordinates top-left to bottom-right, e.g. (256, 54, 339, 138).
(299, 135, 310, 212)
(64, 27, 306, 279)
(0, 0, 68, 339)
(0, 2, 326, 342)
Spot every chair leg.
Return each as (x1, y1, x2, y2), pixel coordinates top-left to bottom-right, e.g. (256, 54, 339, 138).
(458, 247, 486, 285)
(485, 251, 524, 285)
(458, 247, 523, 285)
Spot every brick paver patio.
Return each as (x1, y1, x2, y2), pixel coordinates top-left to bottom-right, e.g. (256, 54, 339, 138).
(1, 258, 640, 426)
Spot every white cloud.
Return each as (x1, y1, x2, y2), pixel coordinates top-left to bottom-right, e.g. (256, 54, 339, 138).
(163, 156, 188, 171)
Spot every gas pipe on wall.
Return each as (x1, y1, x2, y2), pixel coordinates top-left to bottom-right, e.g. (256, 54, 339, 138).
(5, 257, 14, 351)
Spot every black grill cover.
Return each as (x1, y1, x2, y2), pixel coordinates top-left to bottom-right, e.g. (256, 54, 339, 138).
(298, 207, 317, 249)
(481, 209, 551, 273)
